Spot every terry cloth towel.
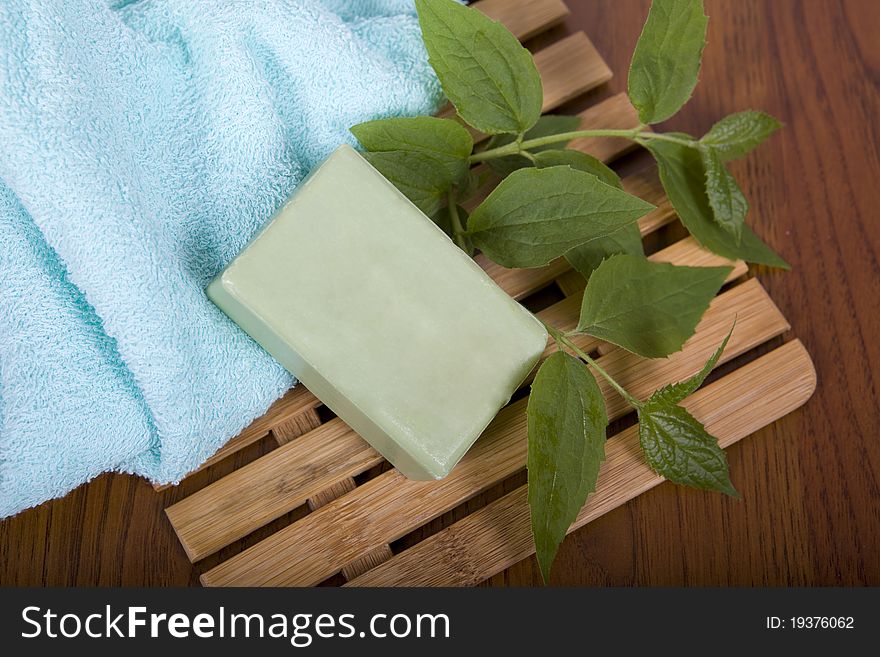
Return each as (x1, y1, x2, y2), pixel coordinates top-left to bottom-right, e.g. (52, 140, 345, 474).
(0, 0, 443, 518)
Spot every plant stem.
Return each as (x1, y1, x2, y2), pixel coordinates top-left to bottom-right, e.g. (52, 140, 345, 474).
(635, 132, 698, 147)
(542, 321, 642, 409)
(469, 128, 643, 163)
(520, 128, 643, 151)
(447, 191, 468, 251)
(468, 127, 699, 164)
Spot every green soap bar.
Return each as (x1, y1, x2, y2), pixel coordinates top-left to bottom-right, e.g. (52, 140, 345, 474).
(208, 145, 547, 479)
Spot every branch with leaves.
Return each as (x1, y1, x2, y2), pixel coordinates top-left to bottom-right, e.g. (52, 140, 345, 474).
(350, 0, 785, 582)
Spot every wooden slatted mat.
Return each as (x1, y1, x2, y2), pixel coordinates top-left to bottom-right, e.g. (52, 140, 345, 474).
(162, 0, 816, 586)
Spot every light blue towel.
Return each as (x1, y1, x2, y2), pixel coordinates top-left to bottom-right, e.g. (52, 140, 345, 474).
(0, 0, 442, 517)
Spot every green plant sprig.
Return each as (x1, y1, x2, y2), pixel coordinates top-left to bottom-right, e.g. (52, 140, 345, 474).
(350, 0, 785, 582)
(470, 128, 705, 162)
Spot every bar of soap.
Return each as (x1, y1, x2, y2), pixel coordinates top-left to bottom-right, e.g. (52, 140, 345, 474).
(208, 145, 547, 480)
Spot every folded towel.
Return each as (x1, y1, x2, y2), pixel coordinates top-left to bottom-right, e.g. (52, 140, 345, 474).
(0, 0, 442, 517)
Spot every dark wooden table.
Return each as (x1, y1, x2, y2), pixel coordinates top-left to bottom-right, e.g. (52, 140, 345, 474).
(2, 0, 878, 586)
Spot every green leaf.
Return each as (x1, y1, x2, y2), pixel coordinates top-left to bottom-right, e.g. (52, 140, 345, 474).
(649, 322, 734, 406)
(700, 110, 782, 161)
(528, 351, 608, 583)
(628, 0, 708, 124)
(415, 0, 543, 135)
(638, 402, 739, 496)
(701, 147, 749, 242)
(645, 136, 789, 268)
(533, 150, 622, 189)
(431, 204, 474, 255)
(351, 116, 473, 185)
(564, 223, 644, 280)
(363, 150, 455, 216)
(576, 254, 730, 358)
(485, 116, 582, 177)
(468, 166, 655, 268)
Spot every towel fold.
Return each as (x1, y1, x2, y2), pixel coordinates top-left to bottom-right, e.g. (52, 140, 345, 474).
(0, 0, 442, 517)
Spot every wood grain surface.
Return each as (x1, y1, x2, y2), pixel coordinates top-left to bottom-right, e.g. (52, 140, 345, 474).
(1, 0, 878, 586)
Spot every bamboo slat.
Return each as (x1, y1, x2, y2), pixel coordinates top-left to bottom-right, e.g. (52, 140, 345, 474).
(346, 340, 816, 586)
(567, 92, 645, 161)
(200, 279, 788, 586)
(167, 419, 382, 562)
(309, 479, 395, 581)
(272, 409, 321, 446)
(534, 33, 612, 109)
(307, 478, 357, 512)
(474, 0, 569, 41)
(341, 546, 395, 582)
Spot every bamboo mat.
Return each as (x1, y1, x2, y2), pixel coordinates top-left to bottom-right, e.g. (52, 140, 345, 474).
(161, 0, 816, 586)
